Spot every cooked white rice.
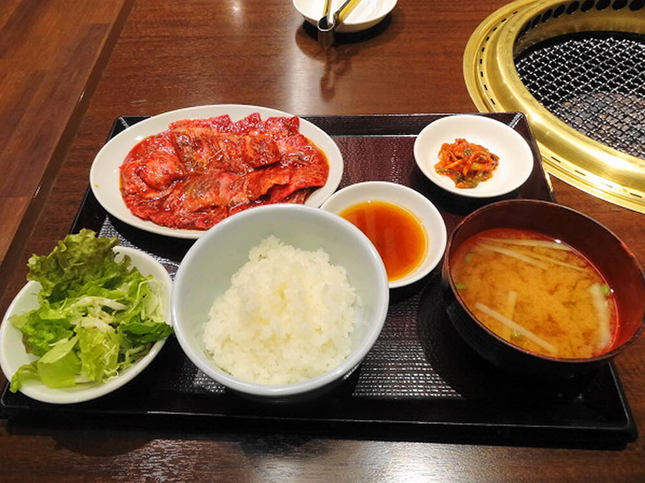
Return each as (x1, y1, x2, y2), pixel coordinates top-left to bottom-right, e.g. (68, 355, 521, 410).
(203, 235, 359, 385)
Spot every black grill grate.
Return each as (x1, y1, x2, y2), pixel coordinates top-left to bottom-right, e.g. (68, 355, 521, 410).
(515, 32, 645, 159)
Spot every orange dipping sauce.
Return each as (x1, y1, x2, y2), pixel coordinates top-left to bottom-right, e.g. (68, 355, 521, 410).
(340, 201, 427, 281)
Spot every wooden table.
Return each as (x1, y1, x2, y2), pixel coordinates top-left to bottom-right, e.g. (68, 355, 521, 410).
(1, 1, 644, 480)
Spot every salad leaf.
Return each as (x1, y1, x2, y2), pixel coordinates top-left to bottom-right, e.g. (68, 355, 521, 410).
(9, 363, 38, 393)
(10, 304, 74, 357)
(9, 229, 172, 392)
(119, 320, 174, 345)
(36, 336, 81, 388)
(77, 325, 119, 382)
(26, 229, 120, 302)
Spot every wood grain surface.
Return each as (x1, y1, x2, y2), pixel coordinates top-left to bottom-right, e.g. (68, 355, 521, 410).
(0, 0, 130, 263)
(1, 0, 644, 480)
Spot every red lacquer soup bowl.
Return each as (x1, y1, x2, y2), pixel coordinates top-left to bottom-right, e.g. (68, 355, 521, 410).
(441, 199, 645, 379)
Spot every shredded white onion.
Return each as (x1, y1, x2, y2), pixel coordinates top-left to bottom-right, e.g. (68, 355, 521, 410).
(481, 237, 571, 250)
(474, 302, 558, 355)
(589, 283, 611, 351)
(478, 243, 549, 269)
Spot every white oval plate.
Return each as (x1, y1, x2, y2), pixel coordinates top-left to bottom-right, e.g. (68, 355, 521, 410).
(90, 104, 344, 239)
(321, 181, 447, 289)
(293, 0, 397, 33)
(0, 246, 172, 404)
(413, 115, 534, 198)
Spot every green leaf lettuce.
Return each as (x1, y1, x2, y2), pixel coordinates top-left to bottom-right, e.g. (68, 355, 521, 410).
(9, 229, 172, 392)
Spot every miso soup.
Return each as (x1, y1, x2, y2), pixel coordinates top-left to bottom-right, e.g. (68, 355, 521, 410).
(451, 228, 618, 358)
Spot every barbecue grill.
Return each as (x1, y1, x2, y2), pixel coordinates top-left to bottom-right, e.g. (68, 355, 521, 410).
(464, 0, 645, 213)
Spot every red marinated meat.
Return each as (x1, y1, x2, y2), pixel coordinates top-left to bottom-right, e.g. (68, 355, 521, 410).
(170, 129, 280, 174)
(169, 114, 233, 132)
(119, 113, 329, 230)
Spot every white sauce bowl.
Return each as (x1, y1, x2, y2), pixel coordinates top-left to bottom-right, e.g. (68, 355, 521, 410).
(321, 181, 447, 289)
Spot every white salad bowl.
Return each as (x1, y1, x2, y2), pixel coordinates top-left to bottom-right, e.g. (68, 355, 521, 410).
(413, 114, 534, 198)
(0, 246, 172, 404)
(321, 181, 447, 289)
(172, 204, 389, 402)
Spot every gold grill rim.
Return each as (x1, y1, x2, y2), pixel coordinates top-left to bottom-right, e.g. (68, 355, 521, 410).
(463, 0, 645, 213)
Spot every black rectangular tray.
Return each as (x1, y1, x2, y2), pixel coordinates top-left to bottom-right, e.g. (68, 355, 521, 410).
(1, 113, 637, 447)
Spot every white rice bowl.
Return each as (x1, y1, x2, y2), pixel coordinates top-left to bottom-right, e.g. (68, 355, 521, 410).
(172, 204, 389, 401)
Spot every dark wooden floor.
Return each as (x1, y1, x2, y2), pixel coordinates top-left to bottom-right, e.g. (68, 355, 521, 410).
(0, 0, 128, 265)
